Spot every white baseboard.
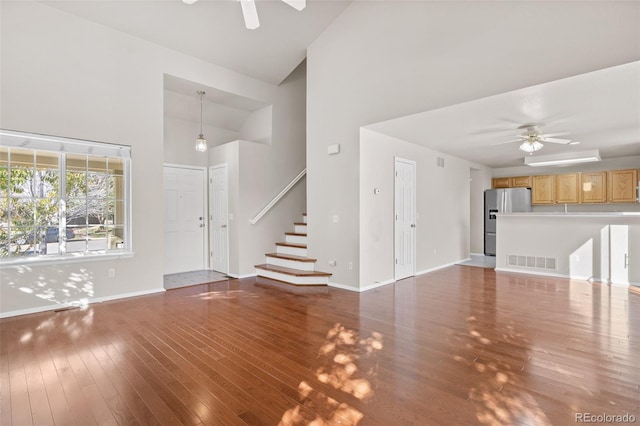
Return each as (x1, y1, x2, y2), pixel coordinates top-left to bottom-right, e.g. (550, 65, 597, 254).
(328, 281, 360, 292)
(416, 259, 466, 276)
(0, 287, 165, 319)
(470, 252, 485, 257)
(494, 268, 636, 287)
(227, 272, 257, 279)
(329, 278, 396, 292)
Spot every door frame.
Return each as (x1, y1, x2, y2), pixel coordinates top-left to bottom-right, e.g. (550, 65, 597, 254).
(394, 157, 417, 281)
(163, 163, 209, 271)
(209, 163, 229, 274)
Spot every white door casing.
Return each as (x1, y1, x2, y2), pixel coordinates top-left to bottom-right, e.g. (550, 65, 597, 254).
(209, 164, 229, 274)
(395, 157, 416, 281)
(163, 165, 207, 274)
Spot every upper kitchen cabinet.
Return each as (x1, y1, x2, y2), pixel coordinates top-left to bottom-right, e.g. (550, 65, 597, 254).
(580, 171, 607, 203)
(555, 173, 580, 204)
(492, 176, 531, 188)
(491, 177, 511, 188)
(532, 175, 555, 205)
(512, 176, 532, 188)
(608, 169, 638, 203)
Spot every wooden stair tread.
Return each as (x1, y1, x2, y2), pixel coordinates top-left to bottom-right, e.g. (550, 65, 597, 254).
(284, 232, 307, 237)
(302, 213, 307, 216)
(266, 253, 316, 262)
(275, 242, 307, 249)
(293, 222, 307, 226)
(255, 264, 332, 277)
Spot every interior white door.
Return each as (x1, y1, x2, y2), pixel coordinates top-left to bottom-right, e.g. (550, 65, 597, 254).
(610, 224, 629, 284)
(163, 166, 206, 274)
(209, 165, 228, 274)
(395, 158, 416, 281)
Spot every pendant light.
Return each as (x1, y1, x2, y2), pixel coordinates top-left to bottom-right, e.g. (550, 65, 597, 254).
(195, 90, 207, 152)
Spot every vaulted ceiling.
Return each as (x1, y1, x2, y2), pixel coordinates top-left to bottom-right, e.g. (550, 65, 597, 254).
(41, 1, 640, 168)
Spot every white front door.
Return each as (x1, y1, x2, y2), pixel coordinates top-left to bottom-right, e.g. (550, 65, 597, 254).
(209, 165, 228, 274)
(395, 158, 416, 281)
(163, 166, 206, 274)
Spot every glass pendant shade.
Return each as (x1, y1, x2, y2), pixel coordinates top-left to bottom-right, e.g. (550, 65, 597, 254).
(195, 134, 207, 152)
(520, 140, 543, 153)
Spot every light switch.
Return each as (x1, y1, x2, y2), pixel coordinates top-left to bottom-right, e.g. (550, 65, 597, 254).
(327, 144, 340, 155)
(373, 188, 381, 194)
(333, 215, 339, 223)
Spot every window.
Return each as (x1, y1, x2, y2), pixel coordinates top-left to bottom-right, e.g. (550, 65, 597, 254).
(0, 129, 131, 264)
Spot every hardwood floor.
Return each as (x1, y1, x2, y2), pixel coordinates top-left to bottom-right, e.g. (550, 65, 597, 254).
(1, 266, 639, 425)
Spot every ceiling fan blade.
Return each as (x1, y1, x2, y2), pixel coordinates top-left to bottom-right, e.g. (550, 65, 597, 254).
(541, 137, 572, 144)
(239, 0, 260, 29)
(541, 131, 570, 138)
(281, 0, 306, 11)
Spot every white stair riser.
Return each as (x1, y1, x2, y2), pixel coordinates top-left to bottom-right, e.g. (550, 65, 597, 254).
(302, 215, 307, 224)
(285, 234, 307, 245)
(294, 224, 307, 233)
(276, 245, 307, 257)
(266, 256, 315, 271)
(256, 269, 328, 286)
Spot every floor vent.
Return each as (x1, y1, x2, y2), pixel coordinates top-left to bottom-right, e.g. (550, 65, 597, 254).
(507, 254, 557, 271)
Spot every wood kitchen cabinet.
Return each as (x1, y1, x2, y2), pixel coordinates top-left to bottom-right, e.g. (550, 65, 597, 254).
(492, 177, 511, 188)
(580, 171, 607, 203)
(532, 175, 555, 204)
(608, 169, 638, 203)
(555, 173, 580, 204)
(512, 176, 532, 188)
(492, 176, 531, 188)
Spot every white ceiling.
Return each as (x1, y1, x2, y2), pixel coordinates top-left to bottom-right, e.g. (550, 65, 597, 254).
(42, 0, 351, 85)
(164, 74, 269, 134)
(367, 62, 640, 168)
(39, 1, 640, 169)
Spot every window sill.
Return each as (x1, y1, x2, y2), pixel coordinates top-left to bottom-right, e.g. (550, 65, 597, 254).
(0, 251, 135, 268)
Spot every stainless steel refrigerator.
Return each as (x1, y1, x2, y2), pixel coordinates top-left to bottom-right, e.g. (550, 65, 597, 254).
(484, 188, 532, 256)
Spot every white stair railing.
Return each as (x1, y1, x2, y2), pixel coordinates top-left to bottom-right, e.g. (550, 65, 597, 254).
(249, 168, 306, 225)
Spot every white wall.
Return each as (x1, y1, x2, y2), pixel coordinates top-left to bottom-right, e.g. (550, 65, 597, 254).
(307, 1, 640, 288)
(496, 215, 640, 285)
(359, 129, 487, 289)
(0, 1, 280, 316)
(239, 106, 273, 144)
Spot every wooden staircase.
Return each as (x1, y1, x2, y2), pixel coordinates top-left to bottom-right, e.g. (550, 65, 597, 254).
(255, 214, 332, 286)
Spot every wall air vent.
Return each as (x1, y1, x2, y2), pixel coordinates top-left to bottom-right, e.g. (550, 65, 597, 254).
(507, 254, 557, 271)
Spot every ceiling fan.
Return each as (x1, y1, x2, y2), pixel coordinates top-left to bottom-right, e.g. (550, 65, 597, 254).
(506, 124, 574, 154)
(183, 0, 306, 30)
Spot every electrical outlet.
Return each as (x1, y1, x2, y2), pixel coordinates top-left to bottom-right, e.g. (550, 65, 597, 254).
(348, 261, 353, 270)
(333, 215, 339, 223)
(108, 268, 116, 278)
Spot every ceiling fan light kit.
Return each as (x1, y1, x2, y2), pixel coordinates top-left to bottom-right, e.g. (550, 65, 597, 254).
(519, 140, 544, 154)
(182, 0, 306, 30)
(524, 150, 601, 167)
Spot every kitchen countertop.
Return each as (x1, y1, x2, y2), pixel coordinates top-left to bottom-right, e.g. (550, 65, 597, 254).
(496, 212, 640, 218)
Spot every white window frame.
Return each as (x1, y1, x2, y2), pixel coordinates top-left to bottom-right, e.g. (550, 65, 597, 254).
(0, 129, 133, 266)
